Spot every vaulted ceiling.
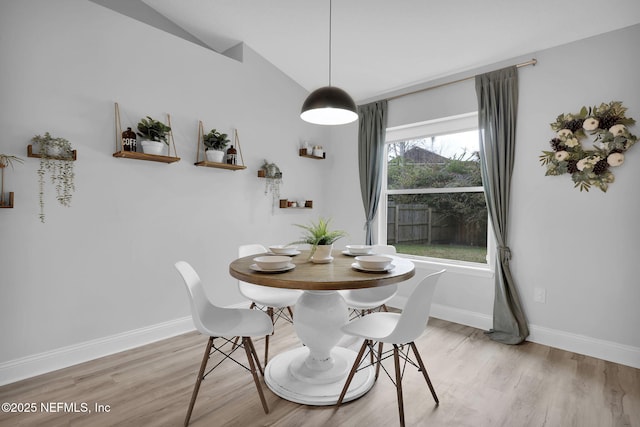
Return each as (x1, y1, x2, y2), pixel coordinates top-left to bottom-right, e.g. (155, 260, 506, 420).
(93, 0, 640, 102)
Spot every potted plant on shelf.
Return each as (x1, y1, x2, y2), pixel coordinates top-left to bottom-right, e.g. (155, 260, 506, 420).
(291, 217, 347, 263)
(0, 154, 23, 207)
(31, 132, 75, 223)
(203, 129, 229, 163)
(136, 116, 171, 155)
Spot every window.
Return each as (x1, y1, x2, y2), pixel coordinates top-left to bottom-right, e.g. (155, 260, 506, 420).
(378, 113, 489, 264)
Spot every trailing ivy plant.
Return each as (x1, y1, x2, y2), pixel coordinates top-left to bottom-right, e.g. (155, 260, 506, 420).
(31, 132, 75, 223)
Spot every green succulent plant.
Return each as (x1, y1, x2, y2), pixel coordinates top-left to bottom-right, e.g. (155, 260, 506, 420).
(136, 116, 171, 144)
(203, 129, 230, 151)
(291, 217, 347, 257)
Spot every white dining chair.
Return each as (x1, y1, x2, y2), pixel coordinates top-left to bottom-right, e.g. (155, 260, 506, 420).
(336, 269, 446, 427)
(174, 261, 273, 426)
(238, 244, 303, 365)
(340, 244, 399, 317)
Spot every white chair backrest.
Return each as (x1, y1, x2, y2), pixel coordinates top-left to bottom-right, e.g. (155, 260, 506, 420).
(386, 269, 445, 344)
(174, 261, 226, 336)
(372, 244, 397, 255)
(239, 244, 267, 258)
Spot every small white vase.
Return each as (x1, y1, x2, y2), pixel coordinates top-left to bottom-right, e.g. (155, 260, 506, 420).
(205, 149, 225, 163)
(311, 244, 334, 263)
(141, 140, 166, 155)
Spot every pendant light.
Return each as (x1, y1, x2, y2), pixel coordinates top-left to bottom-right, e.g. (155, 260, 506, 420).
(300, 0, 357, 125)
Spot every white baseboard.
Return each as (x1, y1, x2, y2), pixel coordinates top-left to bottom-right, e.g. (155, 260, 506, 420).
(0, 316, 196, 386)
(390, 298, 640, 369)
(2, 301, 638, 386)
(527, 324, 640, 369)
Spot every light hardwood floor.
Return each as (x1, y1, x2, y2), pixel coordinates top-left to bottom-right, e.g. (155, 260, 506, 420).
(1, 318, 638, 427)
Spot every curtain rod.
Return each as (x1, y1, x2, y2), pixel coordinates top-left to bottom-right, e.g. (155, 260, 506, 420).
(386, 58, 537, 102)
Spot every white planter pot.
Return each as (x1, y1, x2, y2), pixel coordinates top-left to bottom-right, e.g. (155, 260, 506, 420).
(205, 149, 225, 163)
(311, 244, 334, 263)
(141, 140, 166, 155)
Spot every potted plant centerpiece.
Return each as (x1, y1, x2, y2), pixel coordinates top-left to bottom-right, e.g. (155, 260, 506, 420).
(292, 217, 347, 263)
(203, 129, 230, 163)
(136, 116, 171, 155)
(30, 132, 75, 222)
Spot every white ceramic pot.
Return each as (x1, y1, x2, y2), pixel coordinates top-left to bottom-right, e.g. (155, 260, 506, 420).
(311, 244, 333, 263)
(205, 149, 225, 163)
(141, 140, 166, 155)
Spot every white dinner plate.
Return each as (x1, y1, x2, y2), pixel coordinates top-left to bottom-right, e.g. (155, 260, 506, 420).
(268, 250, 301, 256)
(351, 262, 395, 273)
(250, 263, 296, 273)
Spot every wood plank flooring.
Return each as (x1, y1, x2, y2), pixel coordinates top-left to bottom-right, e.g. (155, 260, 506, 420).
(0, 318, 638, 426)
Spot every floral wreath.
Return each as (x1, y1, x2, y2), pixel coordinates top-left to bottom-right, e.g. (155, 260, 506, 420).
(539, 101, 637, 192)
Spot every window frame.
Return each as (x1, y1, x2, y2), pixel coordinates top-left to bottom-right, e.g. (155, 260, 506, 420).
(376, 112, 495, 274)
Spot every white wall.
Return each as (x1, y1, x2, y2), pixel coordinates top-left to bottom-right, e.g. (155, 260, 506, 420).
(1, 1, 638, 384)
(328, 24, 640, 368)
(0, 0, 332, 382)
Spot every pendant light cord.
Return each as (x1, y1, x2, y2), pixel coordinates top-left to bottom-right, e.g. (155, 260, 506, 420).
(328, 0, 332, 86)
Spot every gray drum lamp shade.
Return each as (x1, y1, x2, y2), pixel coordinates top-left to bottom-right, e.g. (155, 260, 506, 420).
(300, 86, 358, 125)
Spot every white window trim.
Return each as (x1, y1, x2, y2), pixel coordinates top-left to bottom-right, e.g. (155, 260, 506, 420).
(377, 111, 495, 276)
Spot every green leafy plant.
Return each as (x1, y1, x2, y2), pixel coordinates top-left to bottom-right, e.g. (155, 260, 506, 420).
(203, 129, 230, 151)
(291, 217, 347, 257)
(31, 132, 75, 223)
(0, 154, 23, 206)
(136, 116, 171, 145)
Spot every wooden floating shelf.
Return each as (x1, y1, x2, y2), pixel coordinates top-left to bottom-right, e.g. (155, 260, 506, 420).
(194, 161, 247, 171)
(28, 145, 77, 161)
(113, 151, 180, 164)
(299, 148, 325, 159)
(279, 199, 313, 209)
(0, 192, 14, 208)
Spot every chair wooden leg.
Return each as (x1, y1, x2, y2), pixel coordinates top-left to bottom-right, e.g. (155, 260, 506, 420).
(336, 339, 370, 406)
(393, 344, 406, 427)
(242, 337, 269, 414)
(287, 305, 294, 318)
(247, 336, 264, 376)
(375, 342, 383, 380)
(265, 307, 274, 365)
(409, 341, 439, 404)
(184, 337, 214, 426)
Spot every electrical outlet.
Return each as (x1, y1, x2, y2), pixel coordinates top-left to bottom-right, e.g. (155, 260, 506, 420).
(534, 287, 546, 303)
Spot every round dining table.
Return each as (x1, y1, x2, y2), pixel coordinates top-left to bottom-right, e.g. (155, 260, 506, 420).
(228, 249, 415, 406)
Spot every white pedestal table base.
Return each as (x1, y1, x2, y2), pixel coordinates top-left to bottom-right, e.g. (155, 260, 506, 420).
(264, 346, 375, 405)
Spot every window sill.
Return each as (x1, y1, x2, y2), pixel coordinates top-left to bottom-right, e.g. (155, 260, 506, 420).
(398, 254, 495, 278)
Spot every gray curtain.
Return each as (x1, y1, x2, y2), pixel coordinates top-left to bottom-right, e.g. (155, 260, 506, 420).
(475, 66, 529, 344)
(358, 100, 388, 244)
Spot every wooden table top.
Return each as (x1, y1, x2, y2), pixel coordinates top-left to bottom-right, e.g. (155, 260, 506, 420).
(229, 249, 415, 291)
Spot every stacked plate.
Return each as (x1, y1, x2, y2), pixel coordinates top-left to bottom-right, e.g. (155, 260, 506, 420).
(251, 256, 295, 273)
(269, 245, 301, 256)
(342, 244, 373, 256)
(352, 255, 395, 273)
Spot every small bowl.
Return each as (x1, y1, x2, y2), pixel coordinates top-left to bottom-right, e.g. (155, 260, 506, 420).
(346, 244, 373, 255)
(269, 245, 298, 255)
(253, 255, 292, 270)
(354, 255, 393, 270)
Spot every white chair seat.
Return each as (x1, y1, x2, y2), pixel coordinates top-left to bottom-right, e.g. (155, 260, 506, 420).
(340, 311, 399, 340)
(340, 285, 397, 310)
(199, 305, 273, 338)
(239, 282, 301, 308)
